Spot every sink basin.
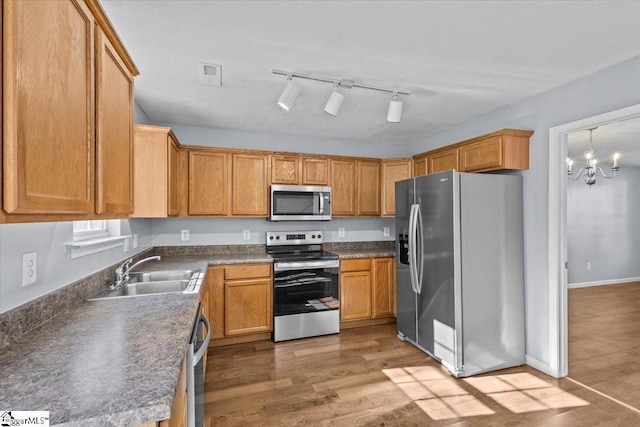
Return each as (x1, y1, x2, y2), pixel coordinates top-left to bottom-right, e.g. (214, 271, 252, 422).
(86, 269, 202, 301)
(128, 270, 197, 283)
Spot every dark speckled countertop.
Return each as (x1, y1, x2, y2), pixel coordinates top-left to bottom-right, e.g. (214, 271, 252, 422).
(0, 247, 393, 426)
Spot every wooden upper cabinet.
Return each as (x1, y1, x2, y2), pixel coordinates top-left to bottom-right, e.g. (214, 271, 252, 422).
(301, 157, 330, 186)
(357, 160, 381, 216)
(330, 160, 356, 216)
(232, 153, 268, 216)
(428, 148, 459, 174)
(167, 136, 179, 216)
(414, 156, 427, 177)
(3, 0, 95, 214)
(188, 151, 229, 215)
(459, 130, 532, 172)
(132, 125, 180, 217)
(95, 27, 134, 215)
(381, 159, 412, 216)
(271, 155, 299, 185)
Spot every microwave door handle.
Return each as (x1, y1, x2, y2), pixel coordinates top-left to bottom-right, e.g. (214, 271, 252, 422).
(319, 192, 324, 215)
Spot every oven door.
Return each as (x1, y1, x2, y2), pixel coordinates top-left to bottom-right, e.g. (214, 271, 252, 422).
(270, 185, 331, 221)
(273, 260, 339, 341)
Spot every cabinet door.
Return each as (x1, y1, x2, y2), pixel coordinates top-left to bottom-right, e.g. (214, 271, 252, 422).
(372, 258, 395, 318)
(158, 359, 187, 427)
(188, 151, 228, 215)
(357, 161, 381, 216)
(207, 267, 225, 340)
(95, 27, 134, 215)
(167, 136, 179, 216)
(132, 128, 168, 217)
(3, 0, 95, 214)
(301, 157, 330, 186)
(232, 153, 268, 216)
(428, 148, 459, 174)
(340, 271, 372, 321)
(414, 157, 428, 177)
(271, 155, 299, 185)
(225, 278, 272, 335)
(381, 159, 412, 216)
(459, 137, 503, 172)
(330, 160, 356, 216)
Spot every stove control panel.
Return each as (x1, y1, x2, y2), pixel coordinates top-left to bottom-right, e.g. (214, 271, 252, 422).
(266, 231, 323, 246)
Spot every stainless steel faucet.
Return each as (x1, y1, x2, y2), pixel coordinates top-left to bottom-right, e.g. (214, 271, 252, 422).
(112, 255, 161, 288)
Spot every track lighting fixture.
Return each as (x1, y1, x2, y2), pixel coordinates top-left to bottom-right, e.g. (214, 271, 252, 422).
(277, 74, 300, 111)
(387, 92, 403, 123)
(324, 82, 345, 116)
(273, 69, 411, 122)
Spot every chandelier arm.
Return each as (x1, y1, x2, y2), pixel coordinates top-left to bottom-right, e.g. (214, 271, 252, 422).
(567, 168, 586, 181)
(597, 167, 618, 179)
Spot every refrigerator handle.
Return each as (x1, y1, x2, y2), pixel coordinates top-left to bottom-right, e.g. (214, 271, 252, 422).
(415, 203, 424, 294)
(410, 203, 420, 294)
(408, 204, 417, 293)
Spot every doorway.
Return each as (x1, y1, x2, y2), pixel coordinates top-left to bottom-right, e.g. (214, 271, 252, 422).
(548, 103, 640, 379)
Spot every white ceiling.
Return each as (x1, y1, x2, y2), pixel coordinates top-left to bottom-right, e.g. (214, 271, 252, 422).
(100, 0, 640, 145)
(568, 116, 640, 167)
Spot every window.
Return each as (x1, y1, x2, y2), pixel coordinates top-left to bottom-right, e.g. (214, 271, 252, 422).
(73, 220, 109, 241)
(67, 220, 130, 259)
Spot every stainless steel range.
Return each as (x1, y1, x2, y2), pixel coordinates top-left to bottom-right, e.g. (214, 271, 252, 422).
(267, 231, 340, 342)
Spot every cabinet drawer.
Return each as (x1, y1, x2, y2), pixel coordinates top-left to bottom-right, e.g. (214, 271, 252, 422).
(340, 258, 371, 272)
(224, 263, 272, 280)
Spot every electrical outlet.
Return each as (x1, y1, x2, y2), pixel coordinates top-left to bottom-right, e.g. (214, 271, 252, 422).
(181, 229, 190, 241)
(243, 229, 251, 240)
(586, 262, 591, 271)
(133, 234, 138, 249)
(383, 227, 390, 237)
(22, 252, 37, 287)
(338, 228, 345, 238)
(123, 238, 130, 252)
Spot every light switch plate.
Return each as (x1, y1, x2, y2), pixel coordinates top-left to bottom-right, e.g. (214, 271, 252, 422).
(338, 228, 345, 237)
(22, 252, 37, 287)
(181, 229, 190, 241)
(133, 234, 138, 248)
(123, 238, 130, 252)
(383, 227, 390, 237)
(243, 229, 251, 240)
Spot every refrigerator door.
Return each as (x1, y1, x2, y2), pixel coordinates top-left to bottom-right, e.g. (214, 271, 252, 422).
(395, 178, 416, 342)
(415, 170, 460, 373)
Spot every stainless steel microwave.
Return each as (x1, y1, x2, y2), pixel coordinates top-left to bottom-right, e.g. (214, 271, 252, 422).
(270, 185, 331, 221)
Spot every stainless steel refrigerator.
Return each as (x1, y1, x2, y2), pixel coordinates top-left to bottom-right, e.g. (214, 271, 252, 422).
(396, 170, 525, 377)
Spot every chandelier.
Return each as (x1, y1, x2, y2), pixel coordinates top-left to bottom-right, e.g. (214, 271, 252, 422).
(567, 127, 620, 186)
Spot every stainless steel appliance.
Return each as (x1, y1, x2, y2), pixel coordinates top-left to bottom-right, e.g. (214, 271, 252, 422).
(396, 170, 525, 377)
(187, 305, 210, 427)
(270, 185, 331, 221)
(267, 231, 339, 341)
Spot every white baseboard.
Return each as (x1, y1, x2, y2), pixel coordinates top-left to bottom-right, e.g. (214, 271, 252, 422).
(568, 276, 640, 289)
(526, 354, 555, 377)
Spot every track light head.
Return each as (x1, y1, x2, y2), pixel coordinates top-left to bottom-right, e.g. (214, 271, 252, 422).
(387, 92, 403, 123)
(324, 83, 345, 116)
(277, 76, 300, 111)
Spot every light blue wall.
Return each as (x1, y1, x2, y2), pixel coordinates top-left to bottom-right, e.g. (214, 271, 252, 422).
(163, 124, 409, 158)
(410, 55, 640, 369)
(152, 217, 395, 246)
(0, 219, 153, 313)
(134, 101, 152, 124)
(567, 166, 640, 284)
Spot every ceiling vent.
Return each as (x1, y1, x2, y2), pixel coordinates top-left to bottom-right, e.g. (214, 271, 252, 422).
(199, 62, 222, 86)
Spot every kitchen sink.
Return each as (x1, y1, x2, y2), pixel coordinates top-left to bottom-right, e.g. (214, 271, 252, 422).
(86, 269, 203, 301)
(127, 270, 198, 283)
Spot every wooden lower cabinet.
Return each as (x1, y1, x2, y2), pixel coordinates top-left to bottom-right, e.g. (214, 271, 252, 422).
(339, 257, 395, 324)
(206, 263, 273, 344)
(136, 357, 187, 427)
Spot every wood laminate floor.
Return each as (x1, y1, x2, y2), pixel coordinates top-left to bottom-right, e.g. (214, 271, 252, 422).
(205, 319, 639, 426)
(568, 281, 640, 410)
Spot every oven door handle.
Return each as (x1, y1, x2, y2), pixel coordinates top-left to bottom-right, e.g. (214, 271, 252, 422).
(193, 313, 210, 366)
(274, 260, 339, 271)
